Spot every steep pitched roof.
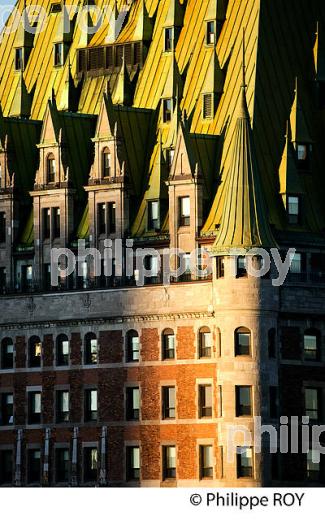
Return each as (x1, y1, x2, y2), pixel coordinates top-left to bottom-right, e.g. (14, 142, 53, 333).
(212, 83, 277, 254)
(279, 121, 304, 196)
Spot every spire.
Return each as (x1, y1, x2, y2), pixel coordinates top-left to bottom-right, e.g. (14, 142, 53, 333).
(133, 0, 154, 41)
(164, 94, 182, 149)
(112, 54, 134, 106)
(105, 1, 120, 43)
(212, 35, 277, 255)
(290, 77, 312, 143)
(279, 121, 304, 197)
(10, 70, 32, 118)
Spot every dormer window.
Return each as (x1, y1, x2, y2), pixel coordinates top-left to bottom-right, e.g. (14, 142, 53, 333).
(14, 48, 23, 71)
(54, 43, 64, 67)
(164, 28, 173, 52)
(163, 98, 173, 123)
(287, 195, 300, 225)
(206, 21, 216, 45)
(203, 93, 213, 119)
(102, 148, 111, 177)
(297, 143, 312, 171)
(47, 154, 56, 183)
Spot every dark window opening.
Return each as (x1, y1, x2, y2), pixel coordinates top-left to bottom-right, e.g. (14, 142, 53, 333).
(162, 445, 176, 480)
(203, 93, 213, 119)
(14, 48, 23, 70)
(237, 447, 253, 478)
(206, 21, 216, 45)
(0, 213, 6, 243)
(162, 329, 175, 360)
(162, 386, 175, 419)
(304, 329, 320, 361)
(56, 390, 69, 423)
(163, 98, 173, 123)
(179, 196, 190, 227)
(235, 328, 251, 356)
(28, 391, 41, 424)
(28, 449, 41, 484)
(56, 335, 69, 366)
(199, 445, 213, 479)
(199, 384, 212, 418)
(164, 28, 173, 52)
(0, 450, 13, 485)
(53, 208, 60, 238)
(0, 393, 13, 426)
(84, 447, 98, 482)
(84, 333, 98, 365)
(54, 43, 64, 67)
(84, 389, 98, 422)
(126, 446, 140, 481)
(47, 154, 56, 183)
(236, 386, 252, 417)
(126, 387, 140, 421)
(1, 338, 14, 369)
(43, 208, 51, 239)
(126, 330, 139, 362)
(287, 195, 301, 225)
(148, 200, 160, 231)
(237, 256, 247, 277)
(29, 336, 42, 368)
(55, 448, 69, 483)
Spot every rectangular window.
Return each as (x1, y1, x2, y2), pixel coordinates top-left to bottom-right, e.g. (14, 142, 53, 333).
(199, 384, 213, 418)
(199, 331, 212, 358)
(98, 203, 106, 235)
(236, 386, 252, 416)
(28, 391, 41, 424)
(127, 334, 139, 362)
(55, 448, 69, 483)
(162, 386, 176, 419)
(305, 388, 321, 421)
(162, 445, 176, 480)
(206, 21, 215, 45)
(199, 445, 213, 479)
(237, 256, 247, 277)
(307, 450, 320, 481)
(126, 446, 140, 481)
(0, 267, 6, 292)
(304, 334, 319, 361)
(108, 202, 116, 234)
(43, 208, 51, 239)
(164, 27, 173, 52)
(85, 337, 98, 365)
(237, 447, 253, 478)
(14, 47, 23, 70)
(57, 338, 69, 366)
(28, 449, 41, 484)
(54, 42, 64, 67)
(297, 143, 312, 171)
(287, 195, 300, 224)
(29, 339, 42, 368)
(84, 389, 98, 422)
(1, 340, 14, 369)
(162, 332, 175, 360)
(163, 98, 173, 123)
(216, 257, 225, 279)
(56, 390, 69, 423)
(53, 208, 60, 238)
(0, 213, 6, 243)
(235, 330, 251, 356)
(126, 387, 140, 421)
(167, 149, 175, 171)
(179, 196, 190, 226)
(84, 447, 98, 482)
(269, 386, 278, 419)
(203, 93, 213, 119)
(0, 449, 13, 485)
(0, 393, 13, 426)
(148, 200, 160, 231)
(21, 265, 33, 292)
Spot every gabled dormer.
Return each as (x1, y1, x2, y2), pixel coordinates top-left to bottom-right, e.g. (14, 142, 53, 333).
(201, 49, 224, 120)
(35, 98, 65, 187)
(13, 4, 34, 71)
(58, 62, 82, 112)
(279, 121, 304, 226)
(112, 56, 136, 106)
(52, 3, 75, 68)
(89, 91, 126, 184)
(133, 0, 154, 42)
(10, 71, 33, 118)
(204, 0, 228, 47)
(167, 113, 204, 256)
(290, 78, 313, 172)
(163, 0, 185, 53)
(161, 54, 183, 125)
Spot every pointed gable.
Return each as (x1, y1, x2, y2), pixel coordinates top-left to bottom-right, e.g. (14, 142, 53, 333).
(170, 113, 199, 179)
(133, 0, 154, 42)
(212, 84, 277, 254)
(161, 52, 183, 101)
(94, 91, 117, 140)
(279, 121, 304, 197)
(112, 57, 134, 106)
(40, 98, 61, 145)
(314, 21, 325, 81)
(10, 71, 32, 118)
(290, 78, 313, 144)
(164, 0, 184, 28)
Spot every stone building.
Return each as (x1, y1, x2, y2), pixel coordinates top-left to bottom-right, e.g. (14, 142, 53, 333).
(0, 0, 325, 487)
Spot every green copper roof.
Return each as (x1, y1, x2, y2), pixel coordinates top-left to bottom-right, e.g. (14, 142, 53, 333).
(212, 85, 277, 255)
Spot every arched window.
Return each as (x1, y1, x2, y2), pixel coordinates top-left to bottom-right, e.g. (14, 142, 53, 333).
(29, 336, 42, 368)
(268, 328, 276, 358)
(235, 327, 251, 356)
(199, 327, 212, 358)
(46, 154, 56, 183)
(84, 333, 98, 365)
(304, 329, 320, 361)
(102, 148, 111, 178)
(1, 337, 14, 369)
(162, 329, 175, 360)
(56, 334, 69, 366)
(126, 330, 139, 363)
